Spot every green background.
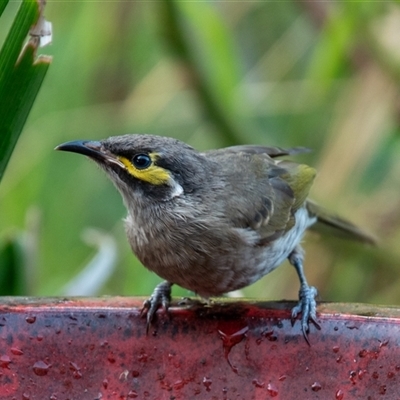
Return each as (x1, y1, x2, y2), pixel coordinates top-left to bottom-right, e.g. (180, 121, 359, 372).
(1, 1, 399, 304)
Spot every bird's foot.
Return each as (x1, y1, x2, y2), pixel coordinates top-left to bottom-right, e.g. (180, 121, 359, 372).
(141, 281, 172, 333)
(291, 285, 321, 344)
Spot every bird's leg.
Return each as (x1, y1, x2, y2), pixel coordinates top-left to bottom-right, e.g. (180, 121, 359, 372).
(141, 281, 172, 333)
(288, 246, 321, 343)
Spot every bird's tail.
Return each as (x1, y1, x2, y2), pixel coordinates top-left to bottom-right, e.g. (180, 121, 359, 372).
(306, 200, 377, 245)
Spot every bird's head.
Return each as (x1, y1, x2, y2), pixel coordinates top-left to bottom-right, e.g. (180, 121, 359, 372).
(56, 134, 208, 207)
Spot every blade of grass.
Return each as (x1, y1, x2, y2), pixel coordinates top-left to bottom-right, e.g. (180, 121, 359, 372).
(0, 0, 38, 84)
(0, 43, 51, 182)
(0, 0, 51, 183)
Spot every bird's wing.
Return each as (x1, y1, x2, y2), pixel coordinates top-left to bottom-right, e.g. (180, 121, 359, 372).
(207, 150, 316, 242)
(255, 160, 316, 241)
(206, 145, 311, 158)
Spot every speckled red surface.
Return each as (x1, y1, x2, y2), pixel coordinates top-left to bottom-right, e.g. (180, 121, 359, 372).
(0, 298, 399, 399)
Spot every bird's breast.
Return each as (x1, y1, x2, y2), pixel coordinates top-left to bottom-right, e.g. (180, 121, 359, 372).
(123, 206, 316, 297)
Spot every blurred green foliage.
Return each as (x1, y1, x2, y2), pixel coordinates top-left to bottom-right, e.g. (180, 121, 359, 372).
(0, 237, 25, 295)
(0, 1, 399, 304)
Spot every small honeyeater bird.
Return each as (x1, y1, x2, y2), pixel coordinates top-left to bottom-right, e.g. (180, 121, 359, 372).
(56, 134, 375, 341)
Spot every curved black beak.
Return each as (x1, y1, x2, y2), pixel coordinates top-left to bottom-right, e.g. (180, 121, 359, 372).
(55, 140, 125, 168)
(55, 140, 103, 159)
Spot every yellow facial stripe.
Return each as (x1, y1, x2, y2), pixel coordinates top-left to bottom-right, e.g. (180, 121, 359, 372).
(117, 153, 170, 185)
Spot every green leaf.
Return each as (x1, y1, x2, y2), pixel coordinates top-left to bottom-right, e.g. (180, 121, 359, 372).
(0, 43, 50, 181)
(0, 0, 51, 183)
(0, 0, 38, 84)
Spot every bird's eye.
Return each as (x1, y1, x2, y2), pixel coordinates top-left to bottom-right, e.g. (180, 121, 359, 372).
(132, 154, 152, 169)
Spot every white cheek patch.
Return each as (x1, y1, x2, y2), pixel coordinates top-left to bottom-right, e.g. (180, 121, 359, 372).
(170, 179, 184, 198)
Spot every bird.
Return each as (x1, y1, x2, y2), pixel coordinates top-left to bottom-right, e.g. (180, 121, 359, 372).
(55, 134, 375, 342)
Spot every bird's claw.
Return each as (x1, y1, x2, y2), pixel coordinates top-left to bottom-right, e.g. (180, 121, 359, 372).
(291, 285, 321, 344)
(140, 281, 172, 333)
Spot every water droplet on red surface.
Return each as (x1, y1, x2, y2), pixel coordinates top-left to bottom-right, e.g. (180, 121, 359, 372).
(359, 349, 368, 358)
(335, 389, 344, 400)
(218, 324, 248, 373)
(73, 371, 82, 379)
(10, 347, 23, 356)
(173, 379, 185, 390)
(33, 360, 50, 376)
(278, 375, 286, 381)
(25, 316, 36, 324)
(0, 355, 11, 369)
(379, 340, 389, 348)
(107, 355, 116, 364)
(379, 385, 386, 394)
(160, 380, 171, 391)
(266, 383, 278, 397)
(22, 393, 30, 400)
(387, 371, 395, 378)
(202, 376, 212, 391)
(102, 379, 108, 389)
(127, 390, 138, 398)
(69, 361, 80, 371)
(49, 395, 57, 400)
(69, 362, 82, 379)
(358, 369, 367, 379)
(332, 346, 340, 353)
(252, 379, 264, 388)
(311, 382, 322, 392)
(349, 370, 357, 384)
